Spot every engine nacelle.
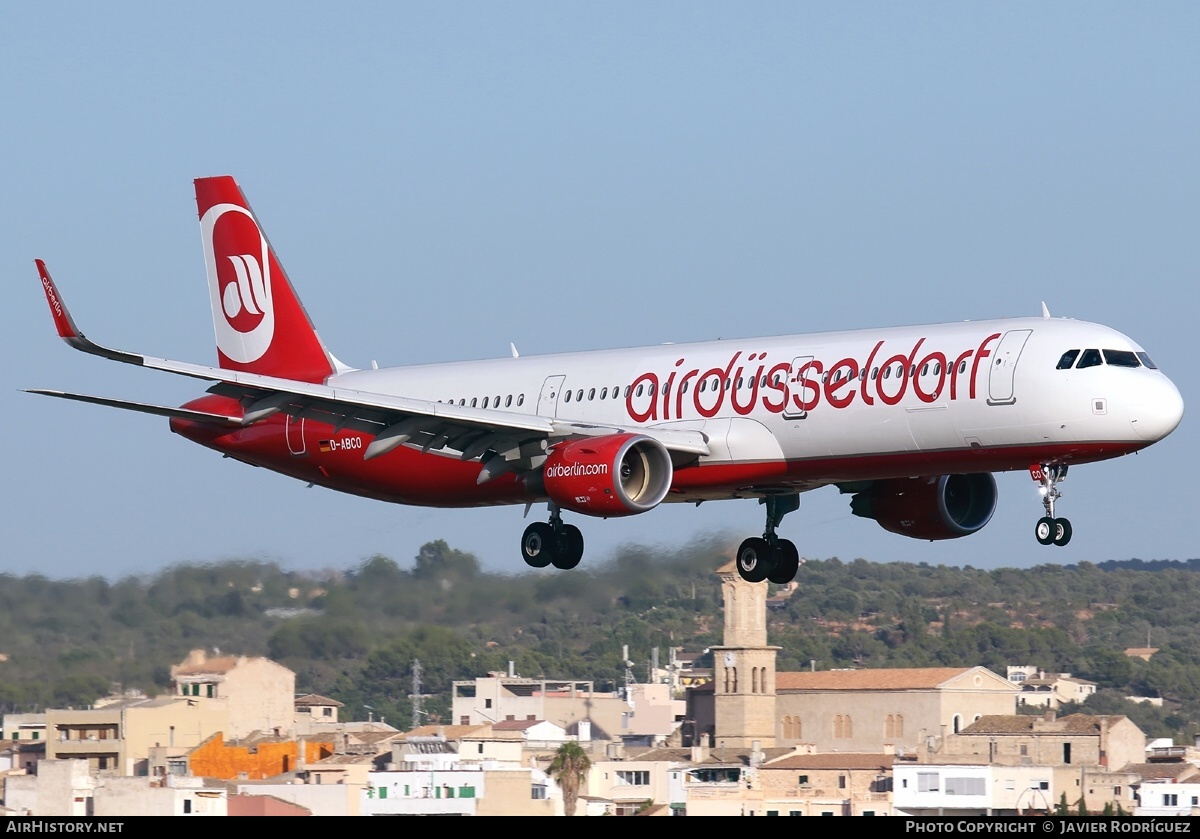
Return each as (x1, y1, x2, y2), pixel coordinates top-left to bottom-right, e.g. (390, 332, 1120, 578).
(537, 433, 674, 517)
(848, 473, 997, 540)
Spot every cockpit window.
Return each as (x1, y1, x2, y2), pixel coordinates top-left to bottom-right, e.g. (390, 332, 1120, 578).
(1076, 349, 1102, 369)
(1056, 349, 1080, 370)
(1136, 352, 1158, 370)
(1102, 349, 1140, 368)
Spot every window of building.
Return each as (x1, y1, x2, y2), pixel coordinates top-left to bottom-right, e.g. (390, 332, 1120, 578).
(863, 811, 876, 816)
(766, 810, 779, 817)
(1165, 794, 1178, 807)
(378, 787, 387, 799)
(1063, 743, 1072, 764)
(946, 777, 985, 796)
(183, 800, 192, 814)
(531, 785, 547, 800)
(616, 771, 650, 786)
(485, 699, 492, 708)
(799, 775, 809, 786)
(789, 811, 802, 817)
(838, 775, 847, 789)
(918, 772, 939, 792)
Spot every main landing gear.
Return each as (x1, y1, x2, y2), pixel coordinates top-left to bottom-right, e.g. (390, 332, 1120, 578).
(736, 494, 801, 584)
(520, 503, 585, 570)
(1033, 463, 1072, 547)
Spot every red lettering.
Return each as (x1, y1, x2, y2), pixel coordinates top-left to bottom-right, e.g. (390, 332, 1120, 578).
(970, 333, 1000, 400)
(793, 360, 823, 412)
(661, 359, 683, 420)
(823, 358, 858, 409)
(731, 361, 763, 415)
(949, 349, 973, 400)
(761, 362, 790, 413)
(876, 339, 925, 406)
(676, 368, 699, 419)
(859, 341, 884, 406)
(626, 371, 659, 423)
(693, 352, 741, 418)
(913, 351, 948, 403)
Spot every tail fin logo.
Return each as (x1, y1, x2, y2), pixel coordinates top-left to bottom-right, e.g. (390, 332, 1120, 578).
(200, 203, 275, 363)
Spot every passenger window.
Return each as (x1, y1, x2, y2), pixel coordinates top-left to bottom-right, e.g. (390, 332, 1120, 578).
(482, 397, 489, 409)
(588, 388, 596, 400)
(564, 390, 572, 402)
(724, 378, 731, 391)
(517, 394, 525, 406)
(505, 395, 512, 408)
(459, 399, 466, 406)
(959, 360, 967, 374)
(635, 385, 643, 397)
(470, 397, 478, 407)
(494, 395, 500, 405)
(699, 379, 707, 393)
(1077, 349, 1102, 369)
(600, 387, 608, 399)
(647, 384, 655, 397)
(761, 376, 768, 387)
(934, 362, 941, 375)
(871, 367, 878, 380)
(1137, 352, 1158, 370)
(1056, 350, 1079, 370)
(577, 389, 584, 401)
(624, 386, 631, 398)
(682, 380, 690, 393)
(1103, 349, 1140, 368)
(883, 367, 891, 379)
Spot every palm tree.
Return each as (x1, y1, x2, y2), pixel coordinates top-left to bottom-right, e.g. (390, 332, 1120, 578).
(549, 740, 592, 816)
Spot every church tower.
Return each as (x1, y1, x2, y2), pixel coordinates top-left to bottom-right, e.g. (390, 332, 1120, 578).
(711, 560, 779, 748)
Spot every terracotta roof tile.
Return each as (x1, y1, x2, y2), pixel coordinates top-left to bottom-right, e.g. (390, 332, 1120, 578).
(776, 667, 987, 691)
(763, 753, 896, 771)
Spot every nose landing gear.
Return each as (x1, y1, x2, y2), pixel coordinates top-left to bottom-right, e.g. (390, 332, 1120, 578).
(1031, 463, 1072, 547)
(520, 503, 585, 570)
(736, 494, 801, 584)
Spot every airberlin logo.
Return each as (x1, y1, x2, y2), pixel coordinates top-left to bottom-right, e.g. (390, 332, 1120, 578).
(545, 462, 609, 478)
(199, 203, 275, 364)
(624, 333, 1001, 422)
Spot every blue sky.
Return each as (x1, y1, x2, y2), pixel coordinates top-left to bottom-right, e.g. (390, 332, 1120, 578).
(3, 3, 1197, 580)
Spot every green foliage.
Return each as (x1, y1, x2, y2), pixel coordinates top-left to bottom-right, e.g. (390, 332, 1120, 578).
(7, 547, 1200, 745)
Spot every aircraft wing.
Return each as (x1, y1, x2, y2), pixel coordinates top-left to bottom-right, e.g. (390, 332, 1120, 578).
(32, 261, 710, 481)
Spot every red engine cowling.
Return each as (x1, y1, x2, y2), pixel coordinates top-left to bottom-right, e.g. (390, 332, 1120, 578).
(848, 474, 997, 540)
(539, 433, 673, 517)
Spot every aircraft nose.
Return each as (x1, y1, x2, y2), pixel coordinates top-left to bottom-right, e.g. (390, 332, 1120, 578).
(1130, 376, 1185, 442)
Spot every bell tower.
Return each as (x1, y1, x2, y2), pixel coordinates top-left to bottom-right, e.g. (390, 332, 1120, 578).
(711, 560, 779, 748)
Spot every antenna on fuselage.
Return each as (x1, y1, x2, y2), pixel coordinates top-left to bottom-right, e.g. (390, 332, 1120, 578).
(1041, 302, 1051, 319)
(510, 342, 520, 358)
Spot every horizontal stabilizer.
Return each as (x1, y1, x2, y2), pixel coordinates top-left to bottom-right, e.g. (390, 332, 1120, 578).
(25, 390, 244, 427)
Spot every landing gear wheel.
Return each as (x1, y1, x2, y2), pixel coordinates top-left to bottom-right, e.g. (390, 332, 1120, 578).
(521, 522, 556, 568)
(768, 539, 800, 584)
(552, 525, 584, 570)
(736, 537, 775, 583)
(1053, 518, 1072, 547)
(1035, 516, 1055, 546)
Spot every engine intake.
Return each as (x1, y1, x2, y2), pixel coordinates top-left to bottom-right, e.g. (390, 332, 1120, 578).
(848, 473, 997, 540)
(537, 433, 673, 517)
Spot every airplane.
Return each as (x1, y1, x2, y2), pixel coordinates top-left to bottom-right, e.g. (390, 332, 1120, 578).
(30, 176, 1185, 585)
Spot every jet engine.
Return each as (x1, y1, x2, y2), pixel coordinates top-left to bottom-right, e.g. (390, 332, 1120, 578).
(535, 433, 674, 517)
(847, 473, 997, 540)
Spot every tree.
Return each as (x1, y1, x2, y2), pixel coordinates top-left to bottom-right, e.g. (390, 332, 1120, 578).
(1056, 793, 1069, 816)
(548, 740, 592, 816)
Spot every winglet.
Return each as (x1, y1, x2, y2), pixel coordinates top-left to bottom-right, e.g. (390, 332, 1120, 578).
(36, 259, 83, 340)
(34, 260, 144, 365)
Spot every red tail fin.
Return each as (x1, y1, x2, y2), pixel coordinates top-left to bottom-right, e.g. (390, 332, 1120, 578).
(195, 176, 335, 383)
